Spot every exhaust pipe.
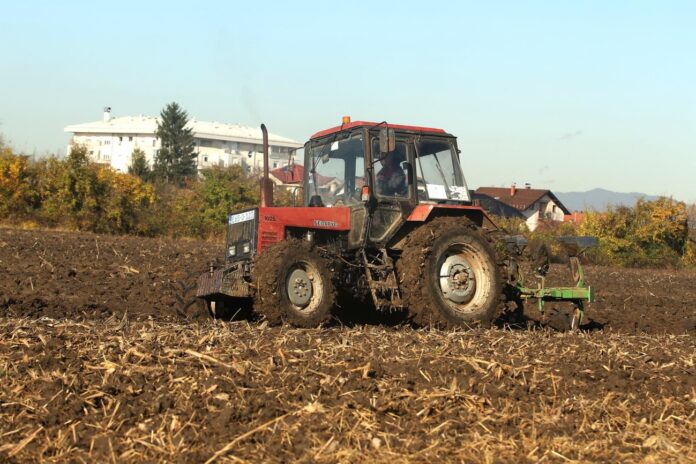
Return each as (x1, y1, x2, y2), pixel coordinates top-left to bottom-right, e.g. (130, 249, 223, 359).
(260, 123, 274, 207)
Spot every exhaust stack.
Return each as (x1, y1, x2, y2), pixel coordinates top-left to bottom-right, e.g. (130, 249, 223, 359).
(260, 124, 274, 207)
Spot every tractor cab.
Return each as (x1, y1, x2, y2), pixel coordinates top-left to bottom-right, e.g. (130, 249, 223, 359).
(304, 120, 471, 207)
(302, 119, 474, 246)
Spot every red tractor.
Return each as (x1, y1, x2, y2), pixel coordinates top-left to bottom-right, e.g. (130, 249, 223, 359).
(191, 118, 594, 328)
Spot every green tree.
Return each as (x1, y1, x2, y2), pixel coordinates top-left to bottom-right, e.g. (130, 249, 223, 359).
(128, 147, 151, 180)
(36, 144, 99, 228)
(195, 165, 259, 234)
(154, 102, 197, 183)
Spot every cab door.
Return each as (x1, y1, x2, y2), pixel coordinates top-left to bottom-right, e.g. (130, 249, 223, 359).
(367, 136, 414, 245)
(346, 143, 369, 248)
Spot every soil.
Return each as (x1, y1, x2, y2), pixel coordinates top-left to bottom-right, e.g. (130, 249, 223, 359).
(0, 228, 695, 462)
(0, 227, 217, 321)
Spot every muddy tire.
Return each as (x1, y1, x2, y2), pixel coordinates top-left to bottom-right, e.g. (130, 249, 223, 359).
(253, 239, 336, 327)
(173, 271, 206, 319)
(396, 216, 503, 328)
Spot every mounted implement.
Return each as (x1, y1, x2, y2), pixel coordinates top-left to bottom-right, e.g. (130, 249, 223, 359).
(191, 118, 595, 328)
(504, 235, 596, 330)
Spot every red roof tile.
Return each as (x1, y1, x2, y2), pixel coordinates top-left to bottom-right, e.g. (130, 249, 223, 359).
(269, 164, 335, 186)
(475, 187, 570, 215)
(270, 164, 304, 184)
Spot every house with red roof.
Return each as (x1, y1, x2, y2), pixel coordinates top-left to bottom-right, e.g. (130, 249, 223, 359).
(269, 164, 342, 195)
(475, 184, 571, 231)
(270, 164, 304, 185)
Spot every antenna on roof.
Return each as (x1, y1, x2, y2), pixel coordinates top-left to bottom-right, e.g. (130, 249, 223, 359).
(103, 107, 112, 122)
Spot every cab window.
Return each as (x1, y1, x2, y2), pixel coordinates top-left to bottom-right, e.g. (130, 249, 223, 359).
(307, 132, 364, 206)
(371, 138, 409, 199)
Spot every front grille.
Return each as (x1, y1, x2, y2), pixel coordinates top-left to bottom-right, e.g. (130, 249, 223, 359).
(229, 219, 255, 243)
(226, 208, 258, 261)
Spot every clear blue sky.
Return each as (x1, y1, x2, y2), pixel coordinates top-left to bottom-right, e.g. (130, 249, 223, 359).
(1, 1, 694, 201)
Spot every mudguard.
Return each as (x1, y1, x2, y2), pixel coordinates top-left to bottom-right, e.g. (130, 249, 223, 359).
(407, 204, 497, 230)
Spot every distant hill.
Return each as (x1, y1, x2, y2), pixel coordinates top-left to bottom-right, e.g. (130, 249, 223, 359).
(555, 188, 661, 212)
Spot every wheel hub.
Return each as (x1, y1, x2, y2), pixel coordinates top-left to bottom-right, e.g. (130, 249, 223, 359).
(287, 268, 313, 307)
(439, 254, 476, 304)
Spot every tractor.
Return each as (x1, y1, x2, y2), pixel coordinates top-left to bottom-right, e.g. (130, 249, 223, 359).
(188, 118, 594, 329)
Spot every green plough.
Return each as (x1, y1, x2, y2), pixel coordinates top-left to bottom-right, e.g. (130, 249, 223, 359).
(506, 236, 597, 331)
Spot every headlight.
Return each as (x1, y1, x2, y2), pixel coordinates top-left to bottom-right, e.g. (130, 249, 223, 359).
(228, 245, 236, 256)
(242, 242, 251, 254)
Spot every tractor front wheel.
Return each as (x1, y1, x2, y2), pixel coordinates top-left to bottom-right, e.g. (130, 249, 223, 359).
(397, 217, 503, 328)
(253, 239, 336, 327)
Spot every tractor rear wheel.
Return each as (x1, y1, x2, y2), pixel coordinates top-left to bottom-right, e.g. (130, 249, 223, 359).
(253, 239, 336, 327)
(397, 217, 503, 328)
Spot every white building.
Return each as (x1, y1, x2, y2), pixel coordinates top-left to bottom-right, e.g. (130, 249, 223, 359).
(64, 108, 303, 174)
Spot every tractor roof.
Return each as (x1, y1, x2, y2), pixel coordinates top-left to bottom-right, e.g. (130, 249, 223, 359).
(310, 121, 449, 140)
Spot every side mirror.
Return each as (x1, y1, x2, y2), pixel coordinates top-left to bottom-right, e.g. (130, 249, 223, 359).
(379, 128, 396, 153)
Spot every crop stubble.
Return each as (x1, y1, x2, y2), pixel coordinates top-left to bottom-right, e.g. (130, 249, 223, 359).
(0, 228, 694, 462)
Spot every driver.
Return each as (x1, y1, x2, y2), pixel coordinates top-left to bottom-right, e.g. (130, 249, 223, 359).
(376, 150, 407, 196)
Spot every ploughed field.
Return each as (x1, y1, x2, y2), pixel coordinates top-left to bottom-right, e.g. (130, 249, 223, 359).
(0, 228, 694, 462)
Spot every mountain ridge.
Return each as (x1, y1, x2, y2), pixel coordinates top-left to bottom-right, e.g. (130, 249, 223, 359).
(554, 188, 661, 212)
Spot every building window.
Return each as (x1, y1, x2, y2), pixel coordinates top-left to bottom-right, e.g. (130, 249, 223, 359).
(152, 140, 156, 147)
(119, 136, 123, 142)
(273, 162, 278, 168)
(204, 156, 208, 162)
(129, 136, 133, 142)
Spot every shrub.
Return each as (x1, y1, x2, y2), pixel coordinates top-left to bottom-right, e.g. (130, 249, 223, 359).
(579, 197, 689, 267)
(0, 147, 38, 217)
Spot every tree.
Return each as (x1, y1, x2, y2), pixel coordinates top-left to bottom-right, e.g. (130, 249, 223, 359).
(36, 144, 98, 228)
(154, 102, 197, 183)
(579, 197, 690, 267)
(128, 147, 151, 180)
(195, 165, 259, 232)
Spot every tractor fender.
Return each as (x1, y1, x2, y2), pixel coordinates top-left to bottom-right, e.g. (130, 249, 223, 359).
(406, 204, 497, 230)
